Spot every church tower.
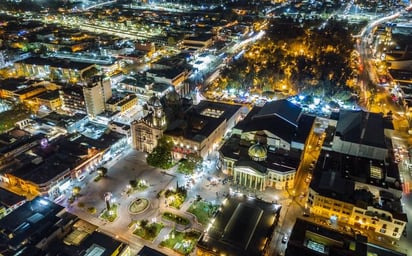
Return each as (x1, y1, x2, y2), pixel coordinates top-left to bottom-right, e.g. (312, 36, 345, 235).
(147, 95, 166, 130)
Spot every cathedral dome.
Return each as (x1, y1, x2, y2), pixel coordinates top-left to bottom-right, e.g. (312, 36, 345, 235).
(147, 95, 162, 108)
(166, 89, 181, 104)
(248, 143, 267, 161)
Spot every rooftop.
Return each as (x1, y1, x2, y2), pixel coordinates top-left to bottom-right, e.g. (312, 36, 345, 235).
(286, 218, 406, 256)
(0, 187, 25, 208)
(220, 134, 300, 174)
(35, 90, 60, 101)
(310, 151, 406, 221)
(197, 196, 278, 256)
(46, 219, 128, 256)
(147, 66, 187, 80)
(165, 100, 241, 143)
(137, 246, 167, 256)
(235, 99, 313, 144)
(0, 197, 66, 251)
(335, 110, 387, 148)
(16, 57, 95, 70)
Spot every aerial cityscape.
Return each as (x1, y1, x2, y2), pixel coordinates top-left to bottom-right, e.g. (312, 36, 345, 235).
(0, 0, 411, 255)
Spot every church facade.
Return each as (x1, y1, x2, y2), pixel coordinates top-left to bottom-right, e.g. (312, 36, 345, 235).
(219, 99, 316, 191)
(131, 95, 243, 160)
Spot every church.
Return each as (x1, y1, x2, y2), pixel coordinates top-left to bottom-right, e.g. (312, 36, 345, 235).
(218, 99, 316, 191)
(131, 91, 243, 160)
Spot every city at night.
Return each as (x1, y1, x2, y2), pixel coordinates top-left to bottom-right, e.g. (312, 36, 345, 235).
(0, 0, 411, 255)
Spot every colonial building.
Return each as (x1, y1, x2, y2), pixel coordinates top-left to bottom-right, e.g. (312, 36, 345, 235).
(306, 109, 406, 240)
(106, 93, 138, 114)
(219, 99, 316, 191)
(0, 132, 126, 200)
(286, 218, 406, 256)
(131, 95, 242, 159)
(131, 95, 167, 153)
(307, 151, 406, 240)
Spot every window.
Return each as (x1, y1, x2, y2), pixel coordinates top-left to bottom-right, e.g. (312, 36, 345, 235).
(370, 165, 383, 179)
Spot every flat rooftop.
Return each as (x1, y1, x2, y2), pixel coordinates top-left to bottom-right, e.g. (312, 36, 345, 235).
(197, 196, 278, 256)
(0, 197, 65, 251)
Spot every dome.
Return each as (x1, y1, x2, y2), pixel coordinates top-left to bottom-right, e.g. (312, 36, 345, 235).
(166, 89, 181, 104)
(147, 95, 162, 108)
(248, 143, 267, 161)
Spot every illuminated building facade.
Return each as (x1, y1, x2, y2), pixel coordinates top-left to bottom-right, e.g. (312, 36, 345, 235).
(83, 76, 112, 118)
(306, 110, 406, 240)
(219, 99, 315, 191)
(132, 97, 242, 159)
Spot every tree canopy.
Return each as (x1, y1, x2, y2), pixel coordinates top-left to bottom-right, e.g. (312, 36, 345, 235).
(177, 153, 202, 174)
(218, 17, 356, 97)
(146, 136, 174, 169)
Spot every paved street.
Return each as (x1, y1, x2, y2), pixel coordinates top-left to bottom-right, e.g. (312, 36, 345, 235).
(57, 147, 309, 256)
(60, 149, 234, 255)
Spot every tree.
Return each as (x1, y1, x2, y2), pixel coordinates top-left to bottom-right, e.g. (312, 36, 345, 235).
(146, 136, 174, 169)
(129, 179, 138, 188)
(97, 167, 108, 177)
(140, 219, 149, 228)
(72, 186, 81, 197)
(177, 153, 202, 174)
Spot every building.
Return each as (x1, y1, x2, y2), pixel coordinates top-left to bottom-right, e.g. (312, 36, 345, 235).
(131, 95, 167, 153)
(32, 90, 62, 112)
(181, 33, 214, 51)
(0, 131, 126, 200)
(331, 110, 391, 160)
(83, 76, 112, 118)
(0, 79, 61, 101)
(119, 75, 155, 95)
(0, 187, 26, 219)
(60, 85, 86, 114)
(285, 218, 406, 256)
(146, 67, 190, 95)
(14, 57, 96, 82)
(132, 96, 242, 159)
(0, 197, 131, 256)
(219, 99, 316, 190)
(14, 85, 47, 103)
(0, 133, 42, 167)
(36, 112, 88, 134)
(166, 100, 242, 159)
(307, 150, 406, 240)
(137, 246, 167, 256)
(108, 121, 131, 137)
(106, 93, 138, 114)
(45, 219, 131, 256)
(0, 197, 73, 255)
(305, 108, 406, 240)
(196, 196, 279, 256)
